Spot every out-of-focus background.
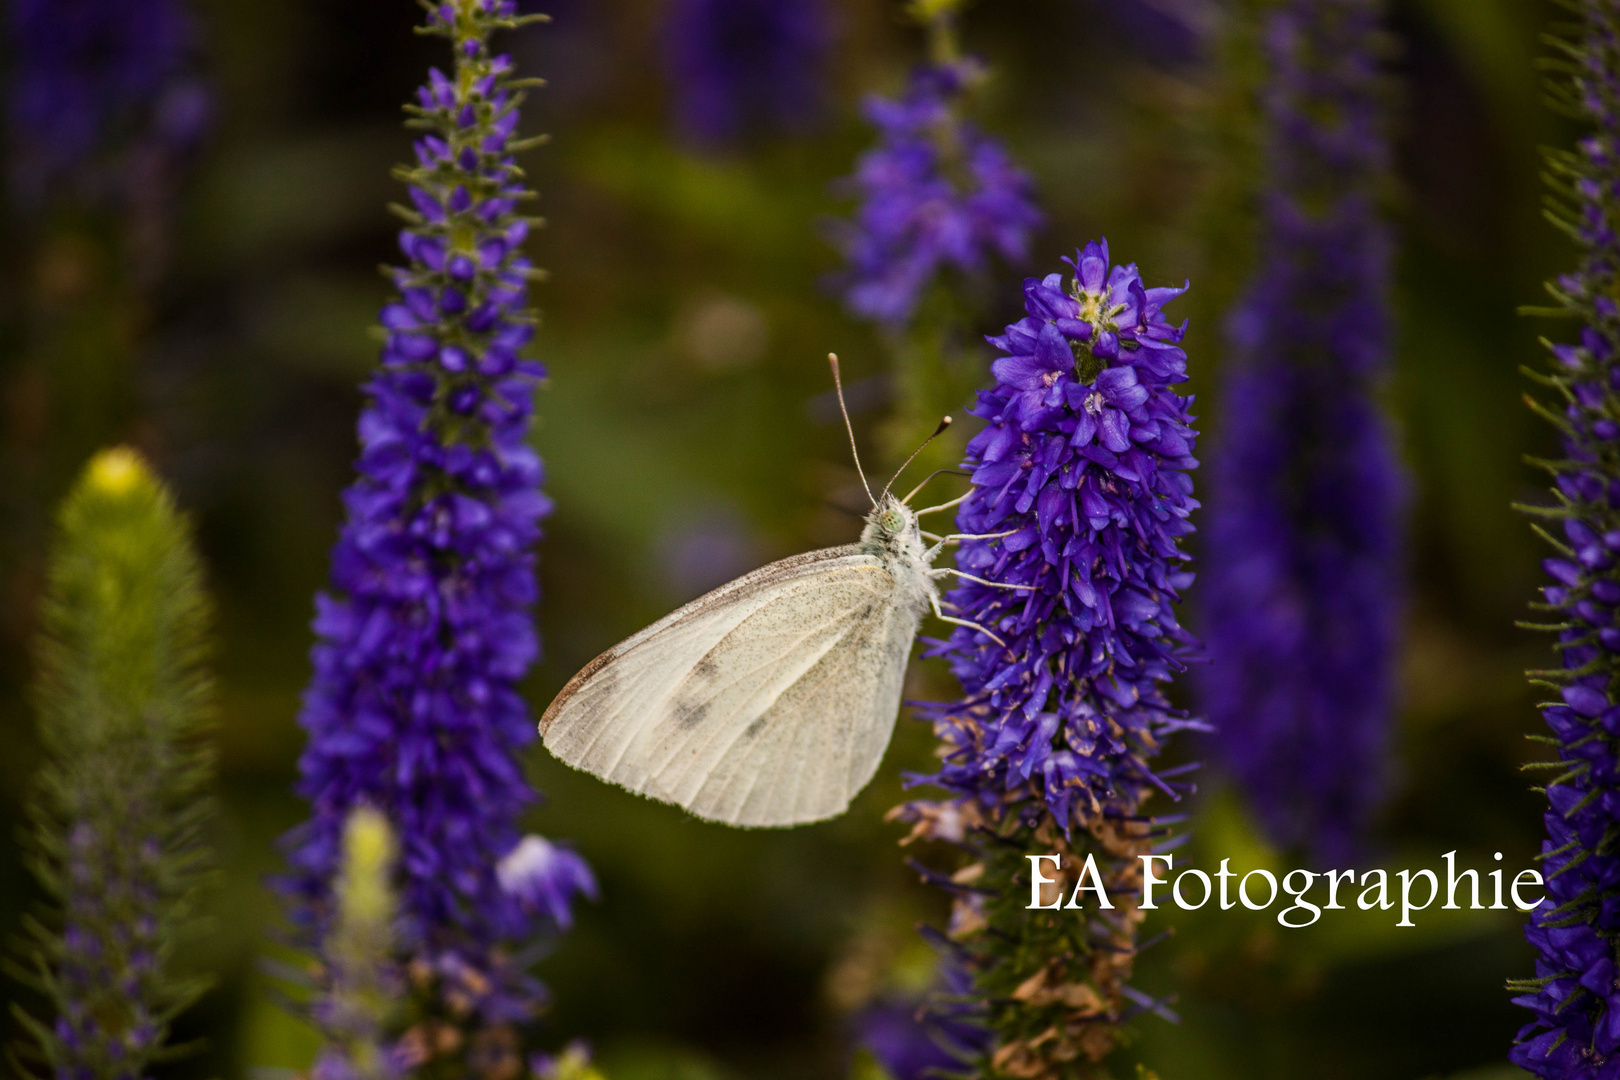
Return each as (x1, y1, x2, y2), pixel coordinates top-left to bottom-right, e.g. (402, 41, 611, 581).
(0, 1, 1567, 1078)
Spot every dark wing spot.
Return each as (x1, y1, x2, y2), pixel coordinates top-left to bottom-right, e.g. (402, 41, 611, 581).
(693, 655, 720, 680)
(674, 699, 709, 727)
(744, 715, 768, 739)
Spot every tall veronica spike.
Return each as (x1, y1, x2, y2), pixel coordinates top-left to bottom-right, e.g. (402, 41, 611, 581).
(281, 3, 594, 1073)
(12, 448, 215, 1080)
(831, 0, 1042, 463)
(894, 241, 1201, 1077)
(1510, 5, 1620, 1076)
(663, 0, 830, 146)
(1198, 0, 1403, 864)
(832, 51, 1041, 329)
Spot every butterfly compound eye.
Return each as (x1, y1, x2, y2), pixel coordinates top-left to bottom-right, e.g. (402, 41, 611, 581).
(880, 509, 906, 535)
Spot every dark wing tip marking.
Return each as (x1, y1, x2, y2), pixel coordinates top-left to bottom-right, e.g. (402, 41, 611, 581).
(538, 645, 621, 736)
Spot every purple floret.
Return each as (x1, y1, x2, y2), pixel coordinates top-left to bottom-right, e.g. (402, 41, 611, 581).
(1198, 0, 1404, 866)
(1510, 5, 1620, 1077)
(833, 61, 1042, 328)
(497, 836, 598, 931)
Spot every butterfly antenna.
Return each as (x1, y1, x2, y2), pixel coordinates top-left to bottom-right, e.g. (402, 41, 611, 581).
(901, 467, 971, 506)
(828, 353, 876, 507)
(882, 416, 953, 500)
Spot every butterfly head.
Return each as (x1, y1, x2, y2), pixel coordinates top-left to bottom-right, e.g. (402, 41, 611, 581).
(861, 494, 921, 554)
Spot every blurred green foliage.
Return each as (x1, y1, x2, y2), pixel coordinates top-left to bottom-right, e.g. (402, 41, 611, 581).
(0, 0, 1574, 1078)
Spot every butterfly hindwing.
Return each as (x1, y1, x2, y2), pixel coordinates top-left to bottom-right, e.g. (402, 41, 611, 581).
(540, 546, 920, 827)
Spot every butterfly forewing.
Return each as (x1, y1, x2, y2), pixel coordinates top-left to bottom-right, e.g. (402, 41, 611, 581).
(540, 546, 923, 827)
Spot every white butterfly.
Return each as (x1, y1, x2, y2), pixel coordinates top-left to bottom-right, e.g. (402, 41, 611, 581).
(540, 355, 1026, 828)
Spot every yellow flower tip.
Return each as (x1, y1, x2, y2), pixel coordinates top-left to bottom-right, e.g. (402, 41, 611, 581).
(907, 0, 965, 22)
(343, 805, 396, 875)
(338, 806, 397, 928)
(85, 447, 150, 496)
(548, 1046, 603, 1080)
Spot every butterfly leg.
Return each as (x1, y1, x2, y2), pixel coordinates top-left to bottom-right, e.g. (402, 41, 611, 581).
(930, 567, 1038, 591)
(922, 528, 1018, 561)
(912, 492, 970, 517)
(929, 592, 1007, 647)
(901, 468, 971, 506)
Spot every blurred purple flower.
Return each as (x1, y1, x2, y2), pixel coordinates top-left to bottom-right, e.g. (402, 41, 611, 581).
(6, 0, 208, 199)
(280, 0, 592, 1067)
(664, 0, 830, 146)
(895, 240, 1201, 1072)
(657, 507, 761, 600)
(831, 61, 1042, 328)
(1509, 5, 1620, 1077)
(855, 1001, 963, 1080)
(1102, 0, 1213, 64)
(497, 836, 598, 930)
(1198, 0, 1404, 866)
(854, 960, 988, 1080)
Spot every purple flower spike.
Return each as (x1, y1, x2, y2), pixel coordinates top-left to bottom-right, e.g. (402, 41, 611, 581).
(832, 61, 1042, 328)
(894, 242, 1202, 1074)
(15, 450, 216, 1080)
(923, 240, 1202, 824)
(1510, 4, 1620, 1077)
(1198, 0, 1405, 866)
(280, 3, 593, 1073)
(664, 0, 830, 146)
